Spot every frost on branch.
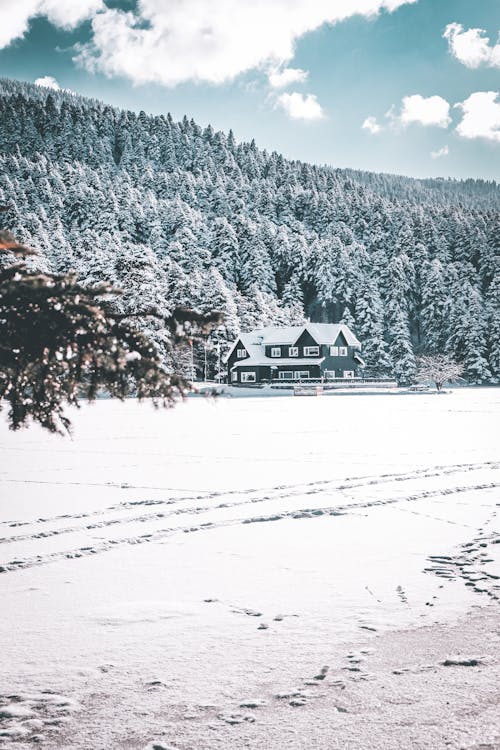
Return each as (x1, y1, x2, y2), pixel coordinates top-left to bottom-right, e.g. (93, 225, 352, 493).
(0, 213, 221, 433)
(416, 354, 465, 392)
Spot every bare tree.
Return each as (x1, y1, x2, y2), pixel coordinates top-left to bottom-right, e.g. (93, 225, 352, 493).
(416, 354, 464, 392)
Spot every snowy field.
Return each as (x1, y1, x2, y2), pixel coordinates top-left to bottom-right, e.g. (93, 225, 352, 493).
(0, 389, 499, 749)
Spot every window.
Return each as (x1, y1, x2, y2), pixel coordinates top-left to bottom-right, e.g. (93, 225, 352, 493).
(324, 370, 335, 379)
(278, 371, 293, 380)
(304, 346, 319, 356)
(271, 347, 281, 357)
(329, 346, 339, 356)
(231, 371, 238, 382)
(339, 346, 348, 357)
(343, 370, 354, 379)
(237, 348, 247, 358)
(294, 371, 310, 379)
(241, 372, 256, 383)
(289, 346, 298, 357)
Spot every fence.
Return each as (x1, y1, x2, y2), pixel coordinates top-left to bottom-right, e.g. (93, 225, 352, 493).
(230, 377, 398, 391)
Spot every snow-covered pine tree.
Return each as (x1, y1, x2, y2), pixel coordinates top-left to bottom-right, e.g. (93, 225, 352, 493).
(447, 279, 492, 383)
(485, 274, 500, 381)
(354, 278, 392, 376)
(0, 77, 497, 380)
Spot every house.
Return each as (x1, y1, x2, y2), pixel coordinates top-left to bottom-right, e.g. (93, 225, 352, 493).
(225, 323, 364, 384)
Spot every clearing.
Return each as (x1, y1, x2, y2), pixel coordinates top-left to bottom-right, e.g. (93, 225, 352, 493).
(0, 389, 499, 749)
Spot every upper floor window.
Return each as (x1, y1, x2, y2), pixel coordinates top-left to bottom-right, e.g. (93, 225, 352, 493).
(329, 346, 339, 356)
(271, 347, 281, 357)
(236, 348, 247, 358)
(289, 346, 298, 357)
(339, 346, 348, 357)
(304, 346, 319, 356)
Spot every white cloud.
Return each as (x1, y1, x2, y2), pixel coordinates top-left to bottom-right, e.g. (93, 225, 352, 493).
(362, 116, 382, 134)
(276, 92, 324, 121)
(397, 94, 451, 128)
(0, 0, 103, 49)
(75, 0, 417, 87)
(34, 75, 60, 90)
(268, 67, 308, 89)
(443, 22, 500, 69)
(455, 91, 500, 143)
(431, 145, 449, 159)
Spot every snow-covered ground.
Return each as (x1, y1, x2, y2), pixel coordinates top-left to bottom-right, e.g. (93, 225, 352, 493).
(0, 389, 499, 749)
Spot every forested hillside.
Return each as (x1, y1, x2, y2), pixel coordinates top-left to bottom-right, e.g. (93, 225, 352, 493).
(0, 78, 498, 382)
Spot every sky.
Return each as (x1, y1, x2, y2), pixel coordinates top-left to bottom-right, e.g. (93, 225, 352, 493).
(0, 0, 499, 180)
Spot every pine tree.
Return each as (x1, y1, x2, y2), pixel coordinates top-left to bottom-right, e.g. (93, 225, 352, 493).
(387, 306, 416, 385)
(355, 278, 392, 376)
(447, 280, 491, 383)
(0, 215, 220, 432)
(486, 274, 500, 381)
(421, 259, 450, 353)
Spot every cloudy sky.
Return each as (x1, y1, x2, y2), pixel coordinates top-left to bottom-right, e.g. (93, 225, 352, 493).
(0, 0, 499, 179)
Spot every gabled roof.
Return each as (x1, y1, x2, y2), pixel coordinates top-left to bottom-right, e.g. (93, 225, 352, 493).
(222, 332, 264, 364)
(224, 323, 360, 363)
(250, 325, 304, 344)
(304, 323, 360, 348)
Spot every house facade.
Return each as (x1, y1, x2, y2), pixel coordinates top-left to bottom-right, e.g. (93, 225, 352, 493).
(226, 323, 364, 384)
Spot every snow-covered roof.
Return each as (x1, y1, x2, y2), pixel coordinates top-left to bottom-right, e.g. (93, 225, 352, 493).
(231, 357, 325, 369)
(224, 323, 360, 363)
(250, 326, 304, 344)
(354, 352, 366, 366)
(305, 323, 361, 348)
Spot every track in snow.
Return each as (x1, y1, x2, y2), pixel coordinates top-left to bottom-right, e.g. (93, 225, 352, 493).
(1, 460, 499, 575)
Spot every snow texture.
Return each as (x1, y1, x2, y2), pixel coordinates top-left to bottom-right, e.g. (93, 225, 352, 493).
(0, 388, 499, 748)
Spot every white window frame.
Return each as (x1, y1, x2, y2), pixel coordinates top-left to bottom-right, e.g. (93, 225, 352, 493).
(231, 371, 238, 382)
(324, 370, 335, 379)
(339, 346, 348, 357)
(304, 346, 319, 357)
(289, 346, 298, 357)
(278, 371, 294, 380)
(294, 371, 310, 380)
(236, 348, 247, 359)
(241, 372, 256, 383)
(329, 346, 339, 356)
(270, 347, 281, 358)
(343, 370, 354, 379)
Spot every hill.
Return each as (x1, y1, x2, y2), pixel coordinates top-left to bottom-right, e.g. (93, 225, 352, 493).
(0, 78, 498, 382)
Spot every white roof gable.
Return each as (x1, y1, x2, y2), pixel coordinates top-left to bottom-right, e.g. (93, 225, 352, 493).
(250, 326, 304, 344)
(224, 322, 361, 364)
(305, 323, 361, 348)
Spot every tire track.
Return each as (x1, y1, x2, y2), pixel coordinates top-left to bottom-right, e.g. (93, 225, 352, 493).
(1, 463, 498, 546)
(1, 460, 497, 533)
(1, 480, 498, 575)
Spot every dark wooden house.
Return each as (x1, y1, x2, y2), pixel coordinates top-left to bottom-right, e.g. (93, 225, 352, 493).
(225, 323, 364, 384)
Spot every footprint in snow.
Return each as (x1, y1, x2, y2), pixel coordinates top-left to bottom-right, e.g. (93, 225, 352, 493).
(218, 713, 255, 725)
(313, 666, 329, 680)
(441, 657, 484, 667)
(239, 700, 267, 709)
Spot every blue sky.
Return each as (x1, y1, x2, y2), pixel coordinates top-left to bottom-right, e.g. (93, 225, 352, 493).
(0, 0, 499, 179)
